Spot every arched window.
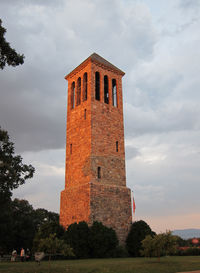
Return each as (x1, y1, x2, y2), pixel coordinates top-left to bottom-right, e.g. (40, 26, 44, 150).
(77, 77, 81, 106)
(71, 81, 75, 109)
(95, 72, 100, 101)
(83, 72, 87, 101)
(104, 75, 109, 104)
(112, 79, 117, 107)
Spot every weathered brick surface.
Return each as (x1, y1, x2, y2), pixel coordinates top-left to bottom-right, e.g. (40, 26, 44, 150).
(60, 53, 132, 244)
(60, 183, 90, 226)
(89, 182, 132, 243)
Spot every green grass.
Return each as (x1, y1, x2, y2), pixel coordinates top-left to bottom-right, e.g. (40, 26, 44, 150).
(0, 256, 200, 273)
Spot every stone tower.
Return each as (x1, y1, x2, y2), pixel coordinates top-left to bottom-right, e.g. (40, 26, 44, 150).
(60, 53, 132, 243)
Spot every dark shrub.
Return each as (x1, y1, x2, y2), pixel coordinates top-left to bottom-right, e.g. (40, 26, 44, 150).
(89, 221, 119, 258)
(126, 220, 155, 257)
(63, 221, 90, 258)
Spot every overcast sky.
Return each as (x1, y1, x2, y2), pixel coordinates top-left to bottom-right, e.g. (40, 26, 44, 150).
(1, 0, 200, 233)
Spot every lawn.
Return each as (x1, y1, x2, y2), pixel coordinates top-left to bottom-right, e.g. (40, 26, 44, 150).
(0, 256, 200, 273)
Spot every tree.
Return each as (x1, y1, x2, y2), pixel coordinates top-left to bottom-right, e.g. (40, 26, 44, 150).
(11, 199, 36, 251)
(0, 127, 35, 203)
(89, 221, 119, 258)
(141, 231, 178, 261)
(0, 19, 24, 69)
(37, 233, 74, 273)
(37, 233, 74, 260)
(140, 235, 155, 258)
(126, 220, 155, 257)
(0, 196, 60, 253)
(33, 221, 65, 252)
(63, 221, 90, 258)
(33, 208, 59, 230)
(0, 127, 35, 252)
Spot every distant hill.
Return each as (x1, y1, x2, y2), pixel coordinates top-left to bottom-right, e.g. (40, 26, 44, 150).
(172, 229, 200, 239)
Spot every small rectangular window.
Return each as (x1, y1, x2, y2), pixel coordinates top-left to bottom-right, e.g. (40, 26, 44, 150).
(84, 109, 86, 120)
(70, 144, 72, 154)
(116, 141, 118, 152)
(97, 167, 101, 179)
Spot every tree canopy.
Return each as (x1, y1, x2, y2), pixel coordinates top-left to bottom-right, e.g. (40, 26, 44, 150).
(0, 197, 60, 253)
(0, 127, 35, 203)
(0, 127, 35, 252)
(0, 19, 24, 69)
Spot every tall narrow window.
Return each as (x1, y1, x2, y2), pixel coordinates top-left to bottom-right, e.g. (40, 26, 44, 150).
(104, 75, 109, 104)
(112, 79, 117, 107)
(77, 77, 81, 106)
(116, 141, 118, 152)
(97, 166, 101, 179)
(71, 82, 75, 109)
(83, 72, 87, 101)
(70, 144, 72, 154)
(95, 72, 100, 101)
(84, 109, 87, 120)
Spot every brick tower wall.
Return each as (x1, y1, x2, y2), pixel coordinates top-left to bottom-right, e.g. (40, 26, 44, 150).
(65, 63, 92, 189)
(60, 62, 92, 227)
(89, 183, 132, 244)
(88, 62, 132, 243)
(60, 183, 90, 227)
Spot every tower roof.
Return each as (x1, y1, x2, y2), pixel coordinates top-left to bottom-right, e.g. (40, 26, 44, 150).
(65, 53, 125, 79)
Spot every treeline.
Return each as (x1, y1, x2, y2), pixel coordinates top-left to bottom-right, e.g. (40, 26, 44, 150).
(0, 197, 121, 258)
(0, 198, 156, 258)
(1, 197, 199, 259)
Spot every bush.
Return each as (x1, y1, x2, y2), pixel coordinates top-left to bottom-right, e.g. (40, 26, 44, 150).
(89, 221, 119, 258)
(126, 220, 155, 257)
(37, 233, 74, 260)
(63, 221, 119, 258)
(33, 222, 65, 252)
(141, 231, 178, 259)
(63, 221, 90, 258)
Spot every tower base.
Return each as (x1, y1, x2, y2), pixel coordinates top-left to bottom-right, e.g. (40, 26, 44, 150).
(60, 182, 132, 244)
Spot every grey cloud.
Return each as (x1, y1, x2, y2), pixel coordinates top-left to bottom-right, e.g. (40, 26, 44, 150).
(126, 130, 200, 218)
(123, 17, 200, 138)
(13, 149, 65, 212)
(179, 0, 200, 9)
(124, 100, 200, 138)
(125, 145, 140, 160)
(0, 0, 64, 7)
